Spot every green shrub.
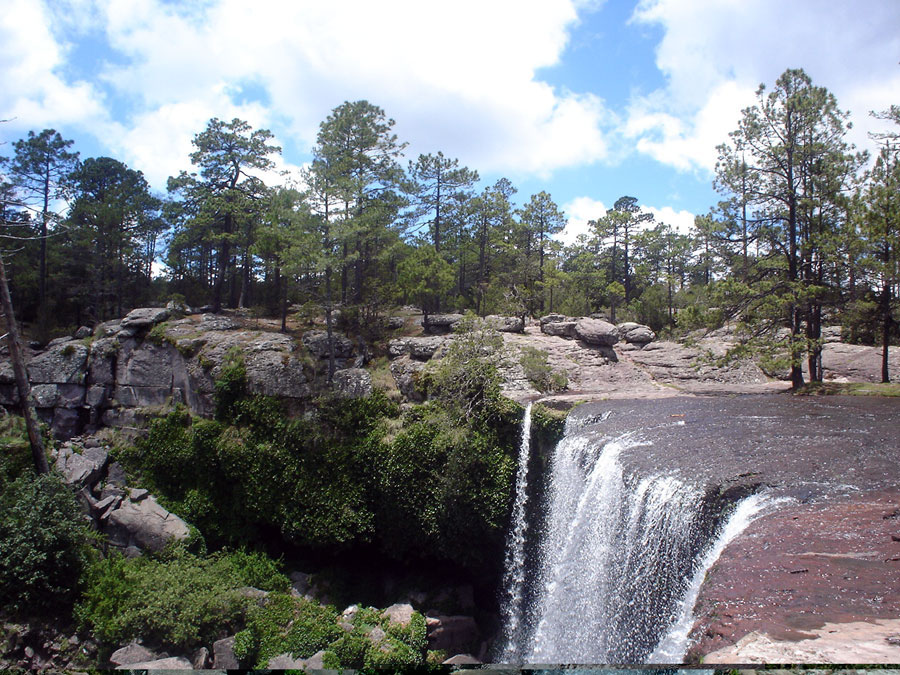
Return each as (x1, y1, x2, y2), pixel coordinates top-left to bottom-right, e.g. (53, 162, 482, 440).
(240, 593, 342, 668)
(0, 472, 92, 616)
(75, 548, 286, 651)
(215, 347, 248, 422)
(0, 415, 35, 483)
(331, 632, 369, 669)
(320, 650, 341, 669)
(519, 346, 567, 393)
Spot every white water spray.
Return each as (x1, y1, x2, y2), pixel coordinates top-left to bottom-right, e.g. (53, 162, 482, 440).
(498, 401, 534, 661)
(499, 415, 780, 665)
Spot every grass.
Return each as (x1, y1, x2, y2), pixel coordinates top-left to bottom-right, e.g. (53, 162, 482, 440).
(795, 381, 900, 397)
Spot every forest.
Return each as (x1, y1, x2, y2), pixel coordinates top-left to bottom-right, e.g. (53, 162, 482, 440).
(1, 68, 898, 385)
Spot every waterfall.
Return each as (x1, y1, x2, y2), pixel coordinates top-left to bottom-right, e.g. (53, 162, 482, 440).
(498, 401, 533, 661)
(499, 414, 777, 665)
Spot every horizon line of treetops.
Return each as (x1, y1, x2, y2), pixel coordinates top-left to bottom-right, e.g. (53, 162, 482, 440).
(1, 67, 898, 386)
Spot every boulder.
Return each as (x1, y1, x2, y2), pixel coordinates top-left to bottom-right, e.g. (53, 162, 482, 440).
(267, 653, 307, 669)
(333, 368, 373, 399)
(51, 408, 85, 439)
(382, 603, 415, 627)
(55, 445, 109, 489)
(290, 571, 311, 598)
(386, 316, 406, 330)
(192, 646, 210, 669)
(425, 614, 479, 653)
(302, 330, 354, 359)
(485, 315, 525, 333)
(620, 323, 656, 344)
(27, 341, 89, 384)
(74, 325, 92, 340)
(115, 656, 192, 670)
(305, 650, 327, 669)
(86, 337, 118, 385)
(574, 318, 620, 346)
(540, 313, 569, 326)
(423, 313, 464, 334)
(388, 336, 446, 361)
(120, 307, 170, 329)
(368, 626, 387, 643)
(213, 636, 240, 670)
(31, 383, 59, 408)
(244, 348, 310, 399)
(390, 357, 427, 402)
(822, 325, 843, 343)
(104, 493, 190, 552)
(109, 642, 158, 667)
(542, 321, 577, 337)
(198, 313, 239, 331)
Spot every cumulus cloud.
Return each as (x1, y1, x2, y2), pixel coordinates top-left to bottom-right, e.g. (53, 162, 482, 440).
(627, 0, 900, 172)
(2, 0, 616, 189)
(560, 196, 694, 245)
(0, 0, 106, 131)
(559, 196, 608, 245)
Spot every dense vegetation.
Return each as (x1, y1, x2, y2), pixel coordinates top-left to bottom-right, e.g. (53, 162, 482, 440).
(1, 67, 897, 383)
(0, 318, 522, 667)
(118, 322, 521, 575)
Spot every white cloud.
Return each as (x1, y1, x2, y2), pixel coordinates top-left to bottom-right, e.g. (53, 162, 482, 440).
(0, 0, 106, 132)
(2, 0, 614, 188)
(560, 196, 696, 245)
(559, 196, 607, 245)
(627, 0, 900, 172)
(642, 205, 695, 235)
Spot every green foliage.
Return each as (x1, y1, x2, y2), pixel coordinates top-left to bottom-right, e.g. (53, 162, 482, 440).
(0, 472, 92, 616)
(0, 414, 35, 483)
(519, 346, 567, 393)
(424, 315, 504, 421)
(75, 548, 286, 651)
(237, 593, 341, 668)
(238, 598, 428, 670)
(121, 322, 516, 574)
(214, 347, 248, 422)
(676, 304, 724, 332)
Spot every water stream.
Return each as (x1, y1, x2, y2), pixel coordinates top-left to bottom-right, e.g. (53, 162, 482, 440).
(498, 407, 778, 664)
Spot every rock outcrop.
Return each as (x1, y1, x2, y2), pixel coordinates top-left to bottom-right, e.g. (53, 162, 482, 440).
(0, 307, 362, 439)
(52, 437, 190, 555)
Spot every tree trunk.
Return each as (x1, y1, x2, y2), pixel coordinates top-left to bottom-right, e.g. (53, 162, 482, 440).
(325, 266, 335, 383)
(881, 282, 892, 383)
(0, 254, 48, 474)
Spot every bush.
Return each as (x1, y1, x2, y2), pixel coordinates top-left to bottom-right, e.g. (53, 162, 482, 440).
(0, 414, 36, 483)
(239, 593, 342, 668)
(520, 346, 567, 393)
(75, 548, 287, 651)
(0, 472, 92, 616)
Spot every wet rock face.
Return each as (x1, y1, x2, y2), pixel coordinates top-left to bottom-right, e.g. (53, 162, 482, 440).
(689, 490, 900, 663)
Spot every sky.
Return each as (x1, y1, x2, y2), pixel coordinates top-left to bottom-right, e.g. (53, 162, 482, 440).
(2, 0, 899, 246)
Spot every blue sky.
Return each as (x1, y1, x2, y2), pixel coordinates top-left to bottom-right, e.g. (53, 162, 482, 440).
(2, 0, 899, 244)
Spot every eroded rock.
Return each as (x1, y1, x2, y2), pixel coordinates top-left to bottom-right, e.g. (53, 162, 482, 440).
(105, 493, 190, 552)
(333, 368, 373, 399)
(574, 318, 619, 346)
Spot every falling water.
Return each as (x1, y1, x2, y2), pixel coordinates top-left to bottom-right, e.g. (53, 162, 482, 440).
(498, 401, 533, 661)
(499, 415, 777, 665)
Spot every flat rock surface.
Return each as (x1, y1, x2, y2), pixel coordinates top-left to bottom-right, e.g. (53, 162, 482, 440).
(692, 491, 900, 663)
